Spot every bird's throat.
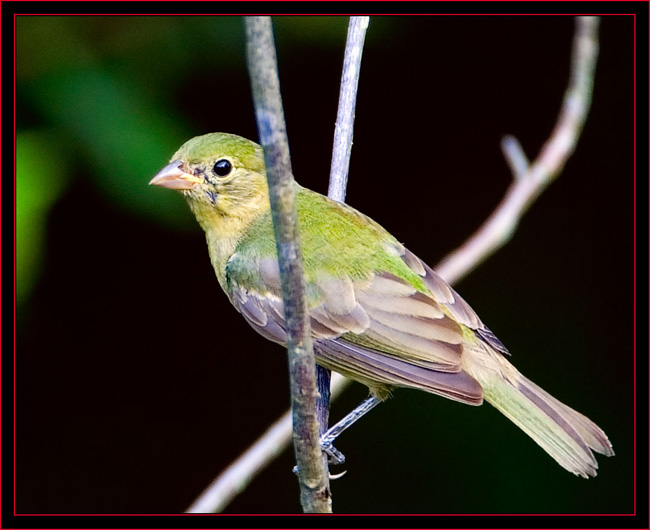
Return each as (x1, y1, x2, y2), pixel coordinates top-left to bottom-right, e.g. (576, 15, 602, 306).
(187, 197, 266, 294)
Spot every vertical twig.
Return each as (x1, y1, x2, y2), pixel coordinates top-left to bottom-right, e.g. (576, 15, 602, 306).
(328, 16, 370, 202)
(316, 15, 371, 441)
(244, 16, 331, 514)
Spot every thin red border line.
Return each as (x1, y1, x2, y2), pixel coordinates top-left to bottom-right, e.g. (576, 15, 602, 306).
(0, 0, 3, 513)
(9, 20, 632, 522)
(634, 11, 638, 519)
(10, 12, 638, 15)
(10, 14, 634, 520)
(12, 510, 636, 512)
(11, 13, 636, 519)
(10, 7, 14, 521)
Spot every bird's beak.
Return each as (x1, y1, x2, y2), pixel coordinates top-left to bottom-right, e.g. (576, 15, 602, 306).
(149, 160, 202, 190)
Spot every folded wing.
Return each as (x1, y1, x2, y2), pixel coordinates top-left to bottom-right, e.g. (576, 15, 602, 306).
(227, 249, 486, 405)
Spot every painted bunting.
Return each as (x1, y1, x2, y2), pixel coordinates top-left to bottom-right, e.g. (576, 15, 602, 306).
(151, 132, 613, 478)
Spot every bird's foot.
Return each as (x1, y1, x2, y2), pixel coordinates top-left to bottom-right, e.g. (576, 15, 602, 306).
(321, 440, 346, 465)
(291, 440, 347, 478)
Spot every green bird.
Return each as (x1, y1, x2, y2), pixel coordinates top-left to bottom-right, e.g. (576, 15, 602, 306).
(151, 132, 613, 478)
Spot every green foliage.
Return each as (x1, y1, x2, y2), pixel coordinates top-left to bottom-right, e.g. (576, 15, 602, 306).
(16, 131, 70, 304)
(28, 68, 193, 223)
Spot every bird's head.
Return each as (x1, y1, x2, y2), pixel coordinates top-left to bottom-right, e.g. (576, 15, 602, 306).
(150, 132, 270, 226)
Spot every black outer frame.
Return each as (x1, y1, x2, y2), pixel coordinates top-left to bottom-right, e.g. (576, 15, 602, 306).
(3, 1, 648, 528)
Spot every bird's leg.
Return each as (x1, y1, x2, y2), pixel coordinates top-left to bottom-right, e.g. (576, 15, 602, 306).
(316, 366, 332, 438)
(320, 396, 381, 464)
(292, 396, 381, 475)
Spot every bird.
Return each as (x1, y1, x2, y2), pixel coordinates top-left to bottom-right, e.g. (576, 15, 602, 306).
(150, 132, 613, 478)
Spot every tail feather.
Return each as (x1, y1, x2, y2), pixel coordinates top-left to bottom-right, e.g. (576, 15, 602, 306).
(519, 376, 614, 457)
(484, 375, 613, 478)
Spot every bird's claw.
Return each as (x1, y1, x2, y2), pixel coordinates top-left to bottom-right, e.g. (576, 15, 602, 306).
(291, 441, 347, 477)
(321, 441, 346, 465)
(292, 465, 348, 480)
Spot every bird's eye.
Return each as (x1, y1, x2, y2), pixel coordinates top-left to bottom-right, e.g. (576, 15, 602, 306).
(213, 159, 232, 177)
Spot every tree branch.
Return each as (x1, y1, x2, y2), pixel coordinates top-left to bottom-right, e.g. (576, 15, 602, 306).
(244, 16, 331, 514)
(435, 16, 599, 285)
(185, 373, 349, 514)
(328, 16, 370, 203)
(186, 15, 599, 514)
(315, 15, 371, 442)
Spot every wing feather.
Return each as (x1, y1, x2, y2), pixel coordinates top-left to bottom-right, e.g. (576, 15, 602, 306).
(233, 290, 287, 344)
(226, 245, 497, 398)
(400, 248, 510, 355)
(356, 290, 444, 319)
(364, 307, 462, 344)
(315, 339, 483, 405)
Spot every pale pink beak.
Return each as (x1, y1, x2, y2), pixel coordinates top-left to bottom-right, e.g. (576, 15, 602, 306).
(149, 160, 202, 190)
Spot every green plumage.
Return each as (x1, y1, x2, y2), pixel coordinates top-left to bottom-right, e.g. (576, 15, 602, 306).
(151, 132, 613, 478)
(235, 189, 429, 297)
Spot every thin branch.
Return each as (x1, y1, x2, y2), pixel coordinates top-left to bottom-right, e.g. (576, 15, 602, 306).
(186, 15, 599, 514)
(328, 16, 370, 203)
(186, 373, 348, 514)
(244, 16, 331, 514)
(501, 135, 529, 180)
(436, 16, 599, 285)
(316, 15, 371, 442)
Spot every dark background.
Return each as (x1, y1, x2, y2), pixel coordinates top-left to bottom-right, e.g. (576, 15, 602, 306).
(15, 15, 633, 514)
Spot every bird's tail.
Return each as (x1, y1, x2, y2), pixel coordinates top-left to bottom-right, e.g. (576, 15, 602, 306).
(483, 374, 614, 478)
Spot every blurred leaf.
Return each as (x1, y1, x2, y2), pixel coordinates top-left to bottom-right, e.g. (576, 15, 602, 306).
(17, 16, 246, 95)
(16, 16, 97, 80)
(23, 68, 195, 228)
(16, 131, 71, 304)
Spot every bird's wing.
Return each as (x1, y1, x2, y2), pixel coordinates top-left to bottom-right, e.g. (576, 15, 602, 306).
(325, 269, 465, 373)
(225, 248, 489, 404)
(226, 253, 289, 344)
(399, 247, 510, 356)
(228, 251, 473, 370)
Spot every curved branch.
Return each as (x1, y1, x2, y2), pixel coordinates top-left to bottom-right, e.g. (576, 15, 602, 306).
(186, 373, 349, 514)
(435, 16, 599, 284)
(186, 15, 600, 514)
